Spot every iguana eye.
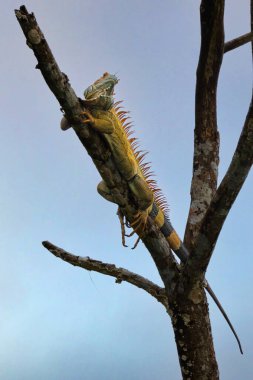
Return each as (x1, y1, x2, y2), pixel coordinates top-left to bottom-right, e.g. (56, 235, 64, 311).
(84, 85, 93, 98)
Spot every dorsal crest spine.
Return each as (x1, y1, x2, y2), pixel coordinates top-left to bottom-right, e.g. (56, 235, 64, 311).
(113, 102, 169, 217)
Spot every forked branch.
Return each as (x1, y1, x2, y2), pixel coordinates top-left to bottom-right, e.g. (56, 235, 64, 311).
(187, 104, 253, 278)
(184, 1, 253, 280)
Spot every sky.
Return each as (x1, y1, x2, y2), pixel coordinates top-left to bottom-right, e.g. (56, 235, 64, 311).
(1, 0, 253, 379)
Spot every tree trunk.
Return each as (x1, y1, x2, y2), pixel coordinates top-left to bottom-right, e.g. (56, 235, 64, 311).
(170, 286, 219, 379)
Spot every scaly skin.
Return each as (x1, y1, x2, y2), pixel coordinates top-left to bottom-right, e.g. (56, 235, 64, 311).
(81, 107, 154, 234)
(60, 72, 242, 354)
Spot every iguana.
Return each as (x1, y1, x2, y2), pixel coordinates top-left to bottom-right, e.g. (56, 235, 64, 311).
(60, 72, 243, 354)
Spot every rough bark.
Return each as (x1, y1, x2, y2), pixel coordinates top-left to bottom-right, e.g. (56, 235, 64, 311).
(171, 287, 218, 380)
(184, 0, 224, 252)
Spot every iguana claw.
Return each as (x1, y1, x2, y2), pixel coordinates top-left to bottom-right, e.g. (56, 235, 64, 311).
(124, 210, 149, 249)
(80, 111, 95, 126)
(131, 236, 141, 250)
(130, 210, 149, 236)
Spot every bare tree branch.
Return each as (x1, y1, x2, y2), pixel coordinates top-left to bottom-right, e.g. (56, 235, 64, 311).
(15, 5, 179, 293)
(224, 32, 253, 53)
(183, 1, 253, 282)
(184, 0, 224, 251)
(14, 7, 84, 129)
(42, 241, 168, 308)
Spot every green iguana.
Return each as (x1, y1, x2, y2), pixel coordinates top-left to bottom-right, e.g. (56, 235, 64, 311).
(60, 72, 242, 354)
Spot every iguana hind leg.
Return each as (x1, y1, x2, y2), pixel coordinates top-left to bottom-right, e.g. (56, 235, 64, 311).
(98, 174, 154, 249)
(117, 208, 143, 249)
(97, 180, 115, 203)
(127, 174, 153, 244)
(128, 210, 149, 236)
(128, 174, 154, 211)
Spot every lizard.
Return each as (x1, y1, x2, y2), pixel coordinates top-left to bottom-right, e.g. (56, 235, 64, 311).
(60, 72, 243, 354)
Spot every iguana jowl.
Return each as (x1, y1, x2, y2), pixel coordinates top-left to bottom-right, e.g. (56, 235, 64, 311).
(61, 72, 242, 354)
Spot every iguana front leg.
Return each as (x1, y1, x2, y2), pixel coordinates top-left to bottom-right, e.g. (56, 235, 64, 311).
(60, 110, 114, 133)
(81, 110, 114, 134)
(127, 174, 154, 239)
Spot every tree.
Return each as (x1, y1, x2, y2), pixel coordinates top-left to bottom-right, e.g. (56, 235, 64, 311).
(15, 2, 253, 379)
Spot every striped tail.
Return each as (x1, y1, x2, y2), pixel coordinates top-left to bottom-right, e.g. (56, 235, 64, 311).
(149, 203, 189, 262)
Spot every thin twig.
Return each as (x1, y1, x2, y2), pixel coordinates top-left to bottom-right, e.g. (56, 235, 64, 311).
(224, 32, 253, 53)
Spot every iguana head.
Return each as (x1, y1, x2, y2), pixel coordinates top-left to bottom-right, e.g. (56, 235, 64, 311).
(83, 72, 118, 110)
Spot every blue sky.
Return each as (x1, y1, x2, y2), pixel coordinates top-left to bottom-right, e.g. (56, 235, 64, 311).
(1, 1, 253, 379)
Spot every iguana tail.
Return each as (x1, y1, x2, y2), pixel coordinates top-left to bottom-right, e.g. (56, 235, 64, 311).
(149, 203, 188, 261)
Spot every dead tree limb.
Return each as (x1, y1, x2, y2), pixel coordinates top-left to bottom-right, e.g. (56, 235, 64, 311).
(42, 241, 168, 308)
(184, 0, 224, 251)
